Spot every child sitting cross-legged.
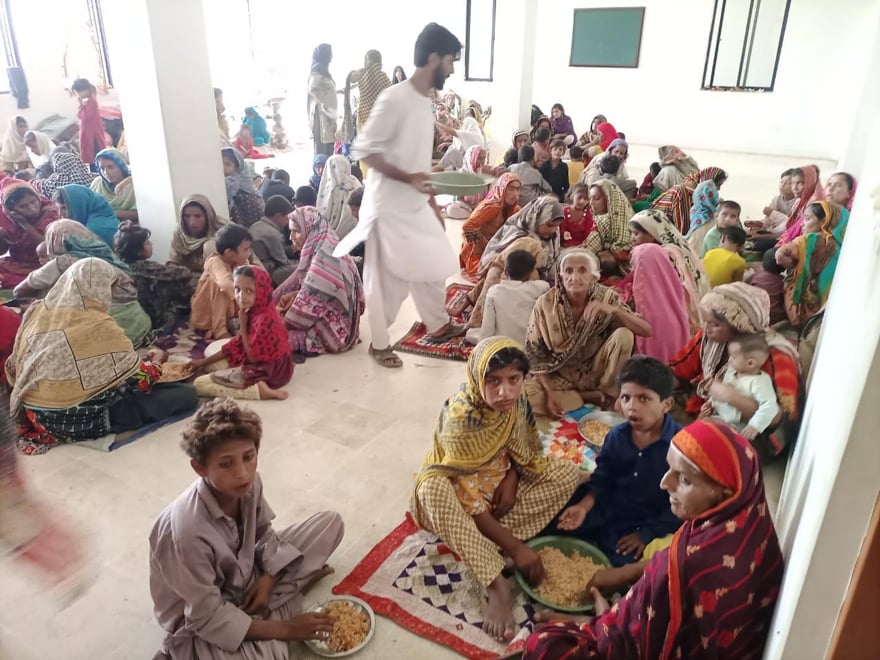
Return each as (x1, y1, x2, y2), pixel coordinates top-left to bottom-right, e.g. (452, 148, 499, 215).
(551, 356, 683, 566)
(705, 333, 780, 442)
(189, 265, 293, 401)
(190, 224, 253, 339)
(114, 220, 196, 331)
(149, 398, 344, 659)
(465, 249, 549, 346)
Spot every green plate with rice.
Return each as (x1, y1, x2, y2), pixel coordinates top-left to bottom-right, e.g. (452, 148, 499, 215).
(515, 536, 612, 613)
(429, 171, 494, 196)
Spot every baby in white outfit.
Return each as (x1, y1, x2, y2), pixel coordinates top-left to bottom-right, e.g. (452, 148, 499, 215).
(709, 334, 781, 441)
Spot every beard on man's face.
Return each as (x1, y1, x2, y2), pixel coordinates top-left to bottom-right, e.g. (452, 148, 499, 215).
(433, 65, 449, 90)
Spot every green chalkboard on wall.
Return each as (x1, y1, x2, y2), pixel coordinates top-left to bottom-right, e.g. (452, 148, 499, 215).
(569, 7, 646, 68)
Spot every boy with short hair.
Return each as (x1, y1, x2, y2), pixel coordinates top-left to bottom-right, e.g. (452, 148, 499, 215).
(555, 356, 683, 565)
(703, 225, 747, 287)
(465, 249, 550, 345)
(191, 224, 253, 339)
(260, 169, 296, 203)
(567, 145, 585, 187)
(598, 154, 637, 201)
(293, 186, 317, 208)
(701, 200, 742, 256)
(746, 169, 797, 239)
(539, 139, 570, 203)
(706, 333, 780, 441)
(249, 195, 297, 286)
(149, 399, 344, 659)
(509, 145, 552, 207)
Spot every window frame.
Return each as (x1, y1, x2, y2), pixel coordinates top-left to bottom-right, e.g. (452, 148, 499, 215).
(464, 0, 497, 82)
(701, 0, 792, 92)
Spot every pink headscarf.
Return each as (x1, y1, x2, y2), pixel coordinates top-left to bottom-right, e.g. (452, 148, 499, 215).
(777, 164, 825, 246)
(630, 243, 690, 361)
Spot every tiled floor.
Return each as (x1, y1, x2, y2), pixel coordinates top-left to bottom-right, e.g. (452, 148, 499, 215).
(0, 145, 826, 659)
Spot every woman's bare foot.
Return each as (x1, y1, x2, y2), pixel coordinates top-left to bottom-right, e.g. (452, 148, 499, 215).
(483, 575, 517, 642)
(257, 381, 288, 400)
(533, 608, 591, 624)
(301, 564, 335, 595)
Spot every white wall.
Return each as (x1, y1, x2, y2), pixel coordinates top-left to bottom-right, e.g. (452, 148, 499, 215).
(766, 12, 880, 655)
(529, 0, 880, 160)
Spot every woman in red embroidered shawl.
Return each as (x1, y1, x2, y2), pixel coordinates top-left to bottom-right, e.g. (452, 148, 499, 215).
(0, 179, 61, 287)
(189, 266, 294, 400)
(524, 419, 783, 660)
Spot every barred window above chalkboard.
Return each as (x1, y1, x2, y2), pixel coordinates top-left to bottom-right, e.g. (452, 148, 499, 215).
(702, 0, 792, 92)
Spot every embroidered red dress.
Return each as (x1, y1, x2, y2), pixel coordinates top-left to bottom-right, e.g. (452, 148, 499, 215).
(221, 267, 294, 388)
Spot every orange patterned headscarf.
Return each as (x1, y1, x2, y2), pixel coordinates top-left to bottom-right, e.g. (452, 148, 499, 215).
(672, 419, 741, 491)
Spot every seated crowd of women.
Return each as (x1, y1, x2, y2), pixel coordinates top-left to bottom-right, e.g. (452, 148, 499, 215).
(410, 107, 858, 656)
(0, 127, 367, 449)
(0, 98, 856, 658)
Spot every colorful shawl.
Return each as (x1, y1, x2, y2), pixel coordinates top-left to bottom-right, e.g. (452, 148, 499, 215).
(243, 107, 270, 145)
(169, 194, 229, 263)
(652, 166, 724, 234)
(687, 179, 719, 236)
(670, 282, 801, 454)
(526, 250, 622, 374)
(316, 155, 362, 240)
(0, 180, 60, 273)
(777, 164, 826, 245)
(784, 202, 849, 326)
(38, 151, 95, 198)
(6, 258, 140, 412)
(222, 266, 291, 366)
(273, 207, 364, 352)
(576, 114, 608, 147)
(525, 420, 783, 659)
(310, 154, 328, 189)
(460, 173, 521, 277)
(628, 208, 709, 330)
(44, 219, 102, 258)
(630, 243, 690, 361)
(89, 147, 136, 211)
(57, 183, 119, 246)
(479, 196, 563, 272)
(413, 337, 549, 522)
(584, 178, 634, 260)
(0, 116, 27, 164)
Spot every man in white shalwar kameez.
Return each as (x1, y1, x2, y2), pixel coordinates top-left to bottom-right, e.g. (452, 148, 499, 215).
(334, 23, 465, 367)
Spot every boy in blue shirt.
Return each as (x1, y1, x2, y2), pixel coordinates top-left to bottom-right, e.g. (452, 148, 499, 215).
(554, 356, 682, 566)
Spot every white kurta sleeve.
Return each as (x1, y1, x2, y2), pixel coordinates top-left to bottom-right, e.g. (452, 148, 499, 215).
(745, 373, 780, 432)
(350, 89, 398, 161)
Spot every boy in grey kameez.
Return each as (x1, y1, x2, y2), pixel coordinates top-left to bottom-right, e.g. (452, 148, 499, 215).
(149, 399, 344, 659)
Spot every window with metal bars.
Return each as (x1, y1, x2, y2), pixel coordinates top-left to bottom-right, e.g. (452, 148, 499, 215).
(702, 0, 792, 92)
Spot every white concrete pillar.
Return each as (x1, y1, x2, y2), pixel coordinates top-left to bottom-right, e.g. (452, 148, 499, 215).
(100, 0, 228, 260)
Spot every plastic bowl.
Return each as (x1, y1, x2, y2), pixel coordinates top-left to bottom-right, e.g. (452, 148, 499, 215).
(429, 171, 494, 196)
(578, 411, 627, 450)
(304, 596, 376, 657)
(514, 536, 612, 613)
